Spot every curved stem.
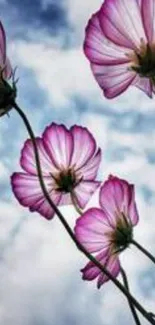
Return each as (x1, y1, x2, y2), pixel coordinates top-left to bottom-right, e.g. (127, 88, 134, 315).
(12, 101, 155, 325)
(131, 239, 155, 265)
(121, 268, 141, 325)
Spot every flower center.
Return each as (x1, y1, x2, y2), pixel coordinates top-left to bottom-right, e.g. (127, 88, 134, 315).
(52, 168, 78, 193)
(131, 42, 155, 82)
(111, 213, 133, 253)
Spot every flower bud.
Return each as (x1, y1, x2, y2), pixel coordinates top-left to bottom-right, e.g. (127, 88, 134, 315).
(0, 76, 17, 117)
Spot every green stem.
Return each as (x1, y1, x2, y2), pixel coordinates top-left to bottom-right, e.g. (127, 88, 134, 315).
(12, 101, 155, 325)
(131, 239, 155, 265)
(121, 268, 141, 325)
(71, 191, 83, 215)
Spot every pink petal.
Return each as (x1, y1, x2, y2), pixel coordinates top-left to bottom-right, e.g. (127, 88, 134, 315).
(20, 138, 58, 176)
(128, 186, 139, 226)
(136, 0, 141, 6)
(0, 22, 12, 79)
(76, 148, 101, 181)
(73, 180, 101, 209)
(59, 193, 72, 205)
(115, 180, 139, 226)
(0, 21, 6, 61)
(132, 75, 153, 98)
(100, 176, 124, 226)
(84, 12, 131, 65)
(142, 0, 155, 43)
(81, 250, 120, 288)
(30, 192, 61, 220)
(43, 123, 73, 170)
(99, 175, 139, 227)
(153, 84, 155, 94)
(81, 250, 109, 281)
(92, 62, 136, 98)
(3, 57, 12, 79)
(99, 0, 146, 49)
(11, 172, 61, 219)
(70, 125, 97, 170)
(97, 254, 120, 288)
(75, 208, 112, 253)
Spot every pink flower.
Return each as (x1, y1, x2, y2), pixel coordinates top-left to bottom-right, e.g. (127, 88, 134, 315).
(0, 21, 12, 79)
(11, 123, 101, 219)
(84, 0, 155, 98)
(75, 175, 139, 288)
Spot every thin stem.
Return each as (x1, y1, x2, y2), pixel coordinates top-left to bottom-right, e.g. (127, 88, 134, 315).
(71, 191, 83, 215)
(12, 101, 155, 325)
(121, 268, 141, 325)
(131, 239, 155, 265)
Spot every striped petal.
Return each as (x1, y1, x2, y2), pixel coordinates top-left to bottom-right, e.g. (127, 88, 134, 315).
(77, 148, 101, 181)
(70, 125, 96, 170)
(99, 0, 146, 49)
(20, 138, 58, 176)
(92, 62, 136, 98)
(132, 75, 153, 98)
(11, 172, 61, 219)
(84, 12, 131, 65)
(75, 208, 111, 253)
(43, 123, 73, 170)
(99, 175, 139, 227)
(73, 180, 100, 209)
(142, 0, 155, 43)
(97, 254, 120, 288)
(81, 250, 120, 288)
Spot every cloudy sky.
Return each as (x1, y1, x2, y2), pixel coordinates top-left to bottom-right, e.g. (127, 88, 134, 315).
(0, 0, 155, 324)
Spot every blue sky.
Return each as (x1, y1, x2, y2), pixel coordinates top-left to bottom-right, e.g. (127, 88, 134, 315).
(0, 0, 155, 324)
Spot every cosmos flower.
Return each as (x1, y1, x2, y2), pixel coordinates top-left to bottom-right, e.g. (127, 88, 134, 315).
(75, 175, 139, 288)
(84, 0, 155, 98)
(11, 123, 101, 219)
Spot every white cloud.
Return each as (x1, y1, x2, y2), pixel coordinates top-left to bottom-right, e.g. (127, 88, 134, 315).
(10, 41, 100, 109)
(0, 162, 9, 181)
(66, 0, 102, 41)
(5, 40, 155, 323)
(0, 198, 154, 325)
(9, 37, 155, 116)
(2, 0, 155, 324)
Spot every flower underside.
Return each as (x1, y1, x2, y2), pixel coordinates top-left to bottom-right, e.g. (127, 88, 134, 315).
(0, 67, 17, 117)
(110, 213, 133, 253)
(131, 42, 155, 83)
(52, 169, 80, 193)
